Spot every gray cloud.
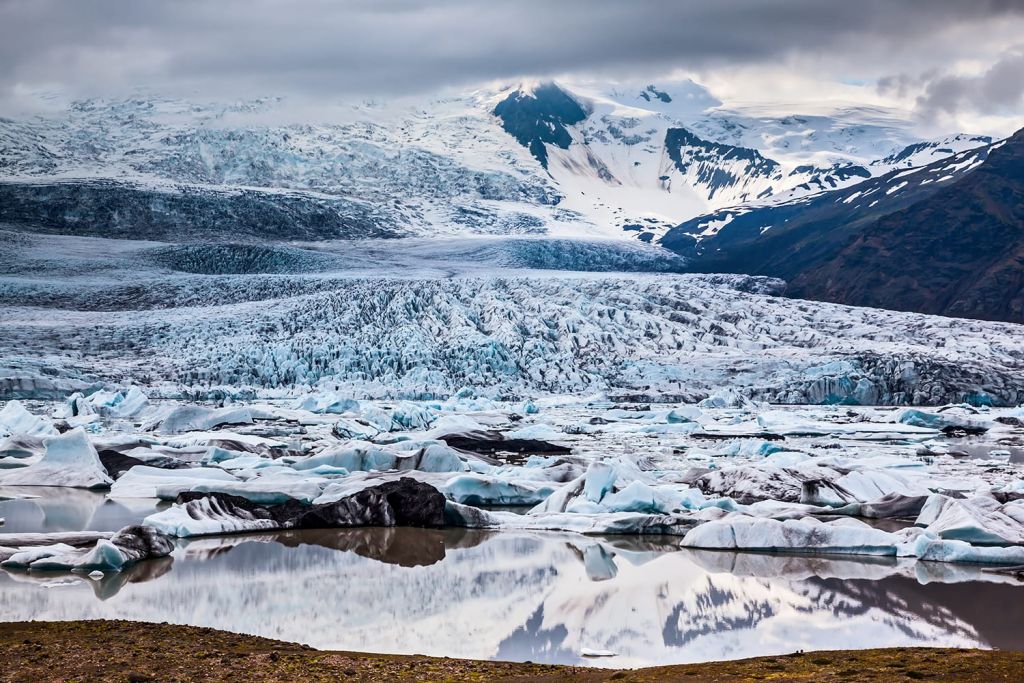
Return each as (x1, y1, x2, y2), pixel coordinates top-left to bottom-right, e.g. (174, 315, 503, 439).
(1, 0, 1023, 102)
(914, 48, 1024, 121)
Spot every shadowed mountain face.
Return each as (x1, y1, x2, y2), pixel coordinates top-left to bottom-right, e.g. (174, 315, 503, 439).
(493, 83, 588, 169)
(788, 128, 1024, 323)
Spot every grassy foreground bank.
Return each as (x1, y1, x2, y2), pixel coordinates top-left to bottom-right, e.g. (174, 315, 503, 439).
(1, 620, 1021, 682)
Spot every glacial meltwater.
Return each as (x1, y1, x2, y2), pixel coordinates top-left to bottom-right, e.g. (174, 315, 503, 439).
(1, 491, 1022, 668)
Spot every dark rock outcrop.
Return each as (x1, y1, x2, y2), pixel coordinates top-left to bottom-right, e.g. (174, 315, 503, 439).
(176, 477, 446, 532)
(493, 83, 587, 168)
(438, 430, 572, 456)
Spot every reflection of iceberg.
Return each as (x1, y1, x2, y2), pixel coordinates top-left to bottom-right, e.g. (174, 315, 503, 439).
(0, 531, 1018, 666)
(179, 527, 497, 568)
(0, 555, 173, 601)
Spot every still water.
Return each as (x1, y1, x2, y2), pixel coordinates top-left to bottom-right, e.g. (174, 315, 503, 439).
(1, 490, 1023, 667)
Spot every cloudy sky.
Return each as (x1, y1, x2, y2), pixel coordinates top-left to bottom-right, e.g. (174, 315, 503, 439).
(2, 0, 1024, 135)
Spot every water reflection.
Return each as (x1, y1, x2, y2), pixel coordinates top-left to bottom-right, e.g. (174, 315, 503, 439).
(1, 522, 1023, 667)
(0, 488, 165, 533)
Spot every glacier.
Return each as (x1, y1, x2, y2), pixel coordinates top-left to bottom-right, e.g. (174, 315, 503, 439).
(2, 232, 1022, 406)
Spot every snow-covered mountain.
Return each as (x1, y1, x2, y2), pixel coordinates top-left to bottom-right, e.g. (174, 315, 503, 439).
(0, 80, 986, 243)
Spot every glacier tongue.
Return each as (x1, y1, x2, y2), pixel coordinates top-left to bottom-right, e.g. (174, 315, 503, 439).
(1, 238, 1022, 406)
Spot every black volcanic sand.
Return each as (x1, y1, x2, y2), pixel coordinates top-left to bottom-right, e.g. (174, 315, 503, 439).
(1, 620, 1023, 682)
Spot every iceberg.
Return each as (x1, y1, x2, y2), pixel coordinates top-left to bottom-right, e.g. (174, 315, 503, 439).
(145, 478, 446, 537)
(913, 533, 1024, 565)
(915, 495, 1024, 545)
(0, 526, 172, 572)
(696, 465, 804, 504)
(391, 402, 436, 430)
(109, 387, 150, 418)
(443, 474, 556, 505)
(0, 428, 112, 488)
(158, 405, 254, 434)
(0, 400, 58, 438)
(109, 465, 240, 499)
(681, 514, 904, 556)
(183, 477, 328, 505)
(583, 461, 618, 503)
(897, 407, 989, 433)
(291, 392, 359, 414)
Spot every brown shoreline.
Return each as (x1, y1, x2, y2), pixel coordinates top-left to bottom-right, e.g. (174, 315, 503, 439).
(1, 620, 1022, 682)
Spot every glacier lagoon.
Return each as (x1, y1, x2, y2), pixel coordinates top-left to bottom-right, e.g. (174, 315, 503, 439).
(2, 491, 1024, 668)
(3, 395, 1024, 667)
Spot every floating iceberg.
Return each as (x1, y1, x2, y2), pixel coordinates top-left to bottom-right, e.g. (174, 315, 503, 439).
(0, 428, 112, 488)
(109, 465, 240, 499)
(291, 392, 360, 414)
(157, 405, 254, 434)
(680, 514, 907, 557)
(443, 474, 556, 505)
(0, 400, 58, 438)
(145, 478, 446, 537)
(915, 495, 1024, 545)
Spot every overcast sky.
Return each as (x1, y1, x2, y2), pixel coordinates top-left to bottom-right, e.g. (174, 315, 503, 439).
(2, 0, 1023, 135)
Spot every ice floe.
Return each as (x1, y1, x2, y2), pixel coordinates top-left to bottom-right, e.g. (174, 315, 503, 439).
(2, 397, 1023, 568)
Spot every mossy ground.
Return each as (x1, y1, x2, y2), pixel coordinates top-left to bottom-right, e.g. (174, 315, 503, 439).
(1, 620, 1021, 682)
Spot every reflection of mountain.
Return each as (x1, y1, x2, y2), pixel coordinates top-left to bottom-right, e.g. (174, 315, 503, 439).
(495, 605, 577, 664)
(0, 532, 1019, 665)
(662, 580, 775, 648)
(821, 575, 1024, 651)
(0, 488, 162, 533)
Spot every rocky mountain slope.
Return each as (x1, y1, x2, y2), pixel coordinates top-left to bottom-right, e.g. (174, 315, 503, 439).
(788, 129, 1024, 322)
(664, 128, 1023, 323)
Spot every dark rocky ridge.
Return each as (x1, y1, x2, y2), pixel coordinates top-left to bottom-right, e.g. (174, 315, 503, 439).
(0, 179, 400, 242)
(788, 128, 1024, 323)
(662, 144, 992, 276)
(664, 128, 781, 201)
(663, 130, 1024, 324)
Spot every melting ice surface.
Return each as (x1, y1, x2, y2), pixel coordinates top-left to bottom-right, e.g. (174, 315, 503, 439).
(2, 492, 1024, 668)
